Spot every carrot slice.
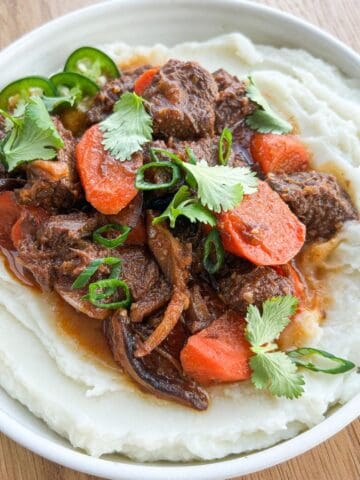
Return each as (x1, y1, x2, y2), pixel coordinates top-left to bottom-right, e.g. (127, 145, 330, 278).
(250, 133, 310, 174)
(180, 311, 252, 385)
(0, 191, 22, 250)
(217, 181, 306, 265)
(76, 125, 142, 215)
(134, 68, 159, 96)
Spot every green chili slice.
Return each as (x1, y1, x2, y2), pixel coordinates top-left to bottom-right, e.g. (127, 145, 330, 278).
(93, 224, 131, 248)
(0, 76, 56, 111)
(287, 348, 356, 374)
(64, 46, 120, 86)
(151, 148, 197, 189)
(88, 279, 132, 309)
(218, 127, 233, 165)
(135, 161, 182, 190)
(203, 229, 225, 274)
(50, 72, 99, 103)
(71, 257, 121, 290)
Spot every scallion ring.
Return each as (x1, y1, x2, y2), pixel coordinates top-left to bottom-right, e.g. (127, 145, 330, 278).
(71, 257, 121, 290)
(93, 224, 131, 248)
(287, 347, 356, 374)
(203, 229, 225, 274)
(135, 161, 181, 190)
(87, 279, 132, 309)
(151, 148, 197, 189)
(218, 127, 233, 165)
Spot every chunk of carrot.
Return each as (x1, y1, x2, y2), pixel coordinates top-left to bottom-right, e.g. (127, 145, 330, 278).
(217, 181, 306, 265)
(0, 191, 22, 250)
(250, 133, 310, 174)
(134, 68, 159, 96)
(180, 311, 252, 385)
(76, 125, 142, 215)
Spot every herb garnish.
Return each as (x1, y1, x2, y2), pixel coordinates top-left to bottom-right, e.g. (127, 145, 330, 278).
(218, 127, 233, 165)
(100, 91, 152, 161)
(245, 296, 305, 399)
(153, 185, 216, 228)
(203, 229, 225, 274)
(0, 96, 64, 172)
(245, 76, 292, 135)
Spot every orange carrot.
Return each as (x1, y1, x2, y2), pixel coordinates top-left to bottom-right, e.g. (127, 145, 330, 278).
(180, 311, 252, 385)
(76, 125, 142, 215)
(134, 68, 159, 96)
(0, 192, 22, 250)
(217, 181, 306, 265)
(250, 133, 310, 174)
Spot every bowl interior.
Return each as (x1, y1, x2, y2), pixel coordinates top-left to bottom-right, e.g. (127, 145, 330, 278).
(0, 1, 359, 479)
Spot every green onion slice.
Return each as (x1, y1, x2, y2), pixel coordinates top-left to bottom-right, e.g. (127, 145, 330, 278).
(71, 257, 121, 290)
(185, 146, 197, 165)
(287, 348, 356, 374)
(203, 229, 225, 274)
(88, 279, 132, 309)
(135, 161, 181, 190)
(93, 224, 131, 248)
(151, 148, 197, 189)
(218, 127, 233, 165)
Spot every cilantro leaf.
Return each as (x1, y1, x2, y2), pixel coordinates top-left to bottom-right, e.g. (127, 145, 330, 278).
(153, 185, 216, 228)
(245, 76, 292, 134)
(180, 160, 258, 213)
(250, 352, 305, 399)
(100, 92, 152, 161)
(42, 95, 76, 112)
(0, 96, 64, 172)
(245, 295, 304, 399)
(246, 296, 299, 349)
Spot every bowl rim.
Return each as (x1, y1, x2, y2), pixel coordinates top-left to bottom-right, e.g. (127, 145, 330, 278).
(0, 1, 359, 479)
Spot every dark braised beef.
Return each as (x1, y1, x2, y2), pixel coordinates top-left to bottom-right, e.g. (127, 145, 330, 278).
(218, 266, 294, 315)
(15, 118, 81, 212)
(143, 59, 218, 139)
(267, 171, 359, 241)
(86, 65, 151, 125)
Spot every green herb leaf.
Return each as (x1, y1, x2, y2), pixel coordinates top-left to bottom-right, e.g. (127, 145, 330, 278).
(100, 92, 152, 161)
(0, 96, 64, 172)
(245, 76, 292, 134)
(245, 295, 304, 399)
(42, 95, 76, 112)
(246, 296, 299, 350)
(250, 351, 305, 399)
(180, 160, 258, 213)
(153, 185, 216, 228)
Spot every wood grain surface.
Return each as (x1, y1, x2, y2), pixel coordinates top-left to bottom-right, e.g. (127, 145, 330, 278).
(0, 0, 359, 479)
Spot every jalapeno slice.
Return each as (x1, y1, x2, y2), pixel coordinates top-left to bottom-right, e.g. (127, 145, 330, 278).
(0, 76, 56, 111)
(64, 46, 120, 86)
(50, 72, 99, 104)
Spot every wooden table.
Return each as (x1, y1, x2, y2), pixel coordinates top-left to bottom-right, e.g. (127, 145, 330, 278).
(0, 0, 359, 478)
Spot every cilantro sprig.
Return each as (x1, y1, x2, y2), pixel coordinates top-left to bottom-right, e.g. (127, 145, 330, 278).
(245, 76, 293, 134)
(0, 96, 64, 172)
(152, 148, 258, 214)
(153, 185, 216, 228)
(100, 92, 152, 161)
(245, 296, 305, 399)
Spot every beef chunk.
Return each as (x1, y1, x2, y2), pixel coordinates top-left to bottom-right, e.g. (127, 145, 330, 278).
(213, 69, 254, 134)
(143, 59, 218, 139)
(218, 266, 294, 315)
(130, 276, 172, 323)
(86, 65, 151, 125)
(104, 310, 208, 410)
(185, 283, 225, 334)
(16, 118, 81, 212)
(267, 171, 358, 241)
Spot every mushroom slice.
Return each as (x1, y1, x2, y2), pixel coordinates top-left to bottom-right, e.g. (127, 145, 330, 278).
(104, 310, 209, 411)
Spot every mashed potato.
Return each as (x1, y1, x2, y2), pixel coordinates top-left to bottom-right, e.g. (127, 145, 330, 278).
(0, 33, 359, 461)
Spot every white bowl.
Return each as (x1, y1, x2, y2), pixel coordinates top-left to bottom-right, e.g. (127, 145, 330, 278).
(0, 1, 359, 479)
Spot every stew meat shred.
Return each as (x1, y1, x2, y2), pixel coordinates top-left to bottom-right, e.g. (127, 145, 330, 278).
(0, 58, 358, 410)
